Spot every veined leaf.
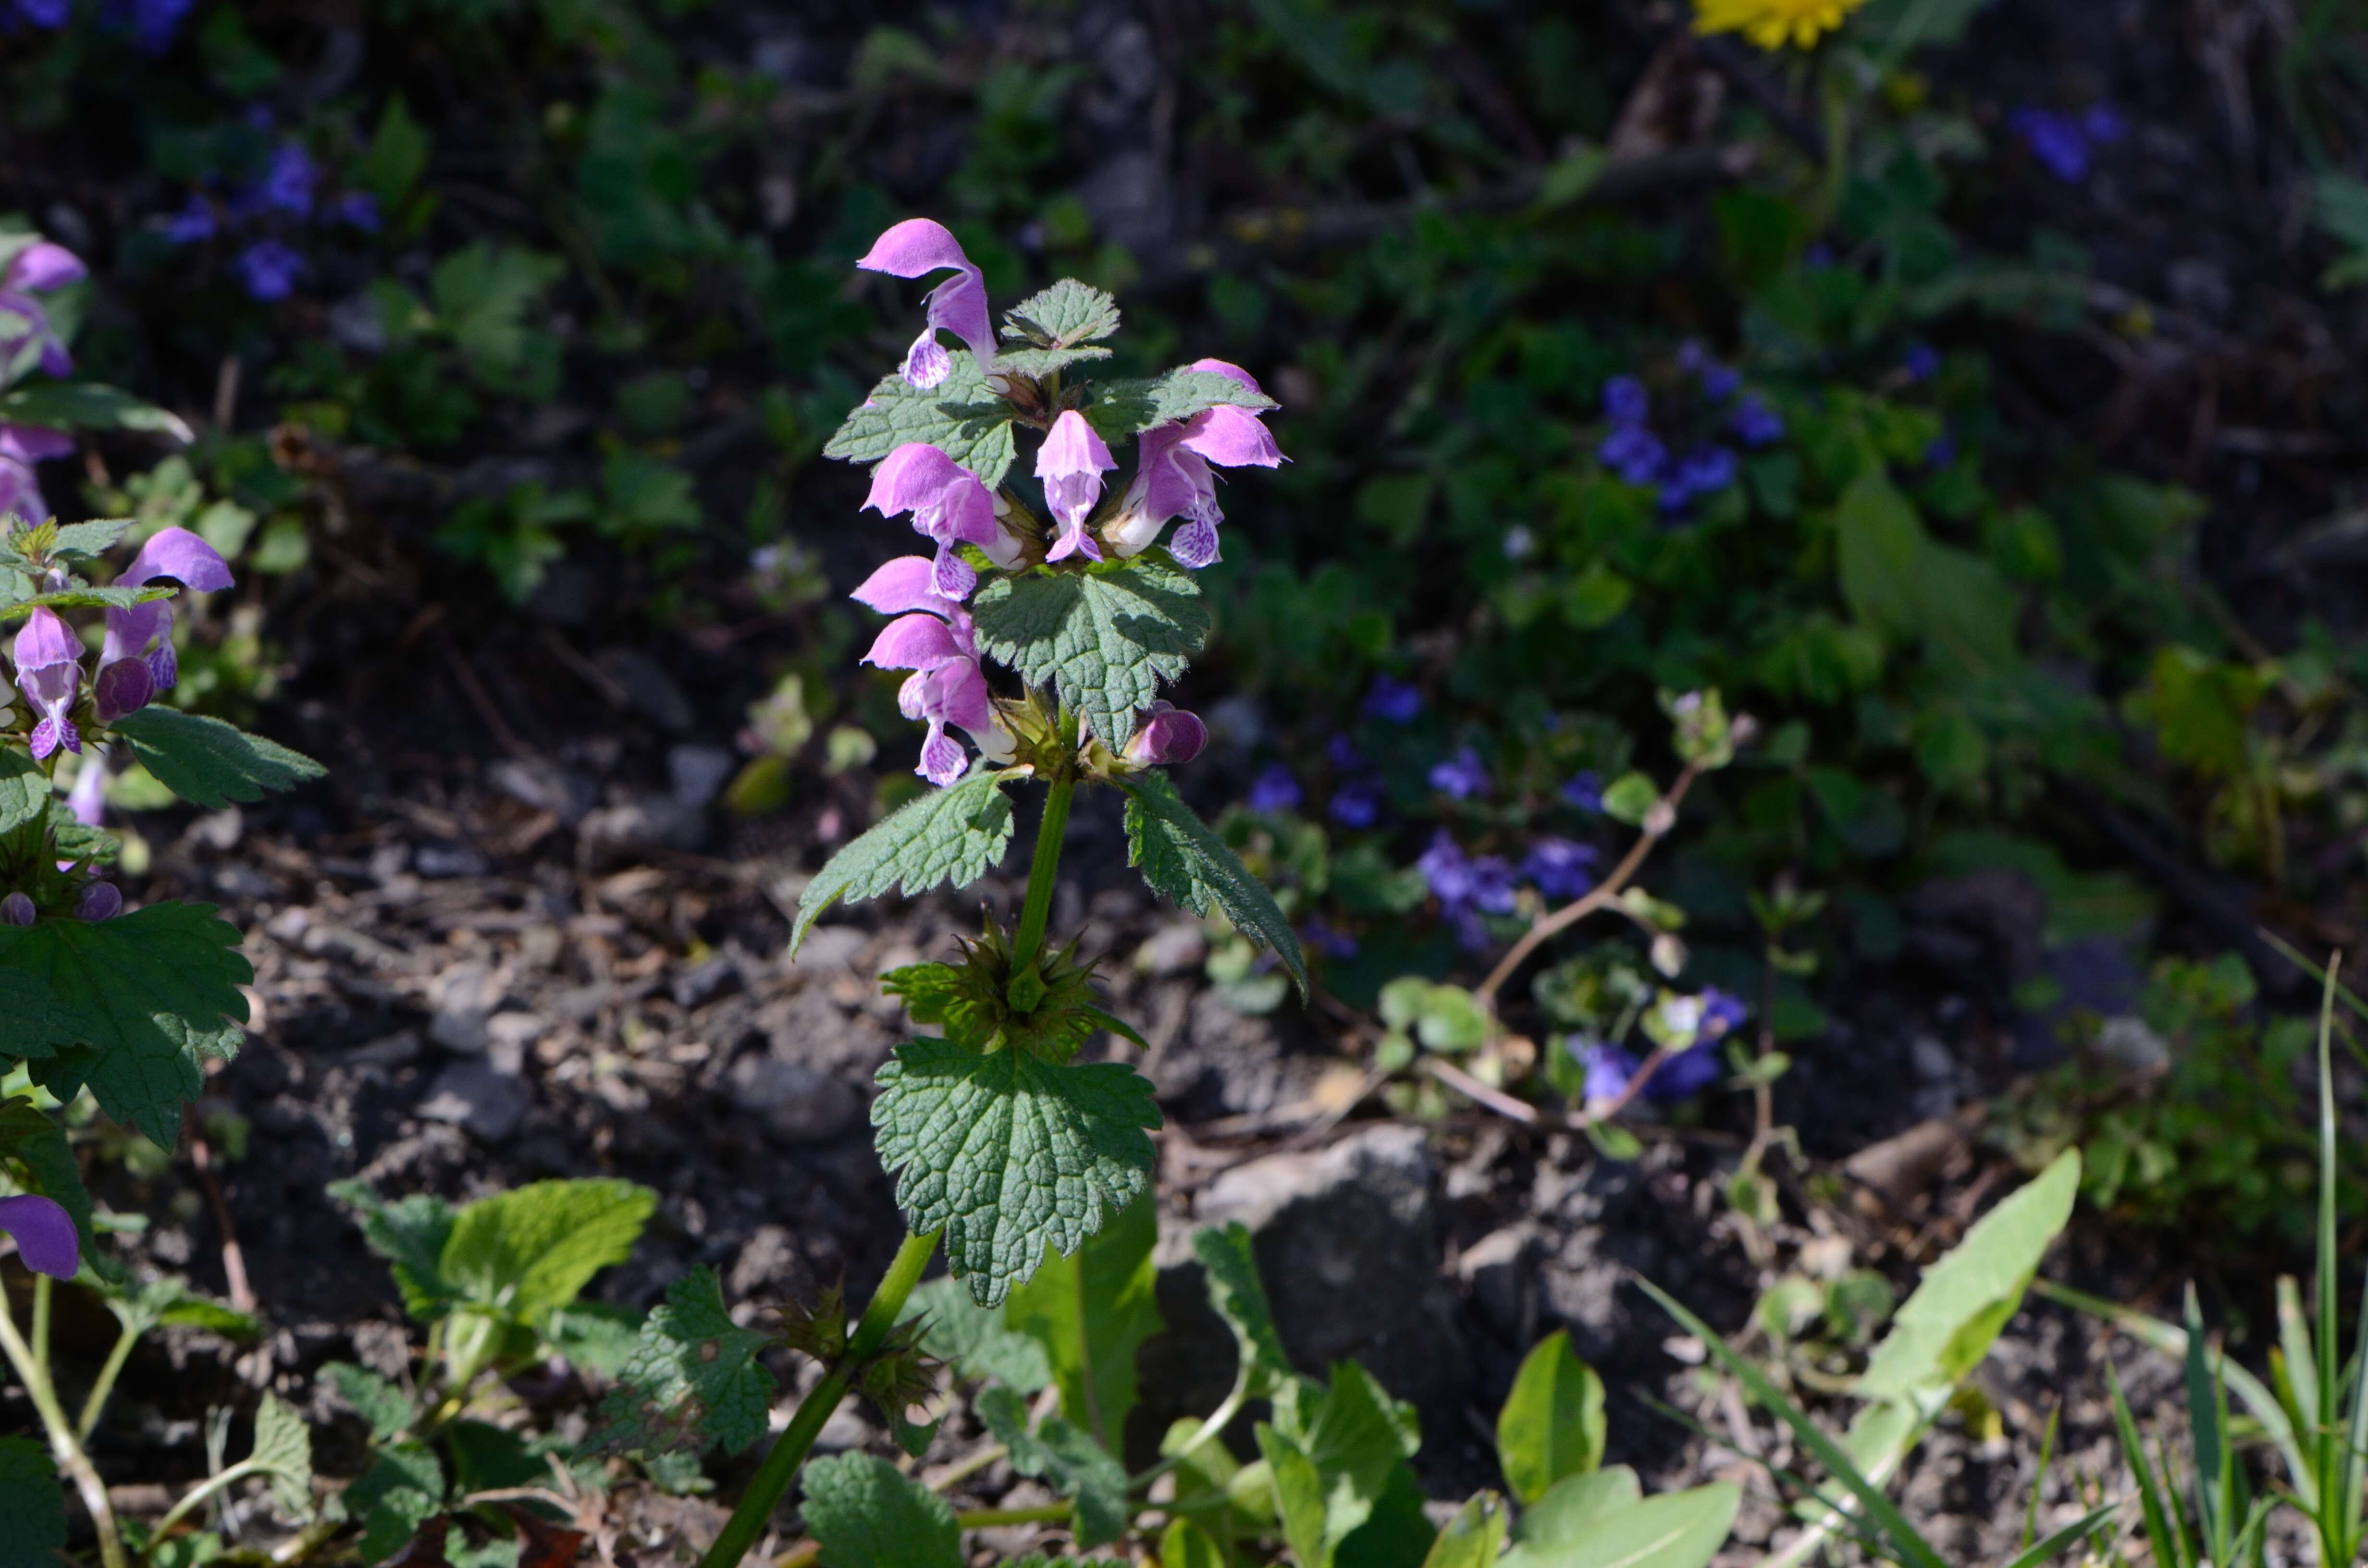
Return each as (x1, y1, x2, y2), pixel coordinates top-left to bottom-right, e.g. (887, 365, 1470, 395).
(1003, 279, 1122, 347)
(49, 519, 134, 560)
(329, 1181, 459, 1320)
(1121, 772, 1307, 996)
(970, 558, 1209, 751)
(325, 1363, 413, 1445)
(823, 354, 1017, 487)
(0, 1435, 65, 1568)
(1006, 1187, 1162, 1452)
(871, 1038, 1159, 1306)
(111, 707, 327, 809)
(595, 1266, 775, 1457)
(1085, 367, 1276, 441)
(0, 383, 193, 443)
(789, 769, 1019, 957)
(343, 1443, 443, 1566)
(975, 1385, 1131, 1549)
(800, 1452, 962, 1568)
(0, 750, 47, 836)
(439, 1178, 654, 1326)
(1194, 1222, 1295, 1400)
(901, 1276, 1054, 1394)
(249, 1392, 314, 1519)
(1496, 1331, 1606, 1505)
(1499, 1482, 1740, 1568)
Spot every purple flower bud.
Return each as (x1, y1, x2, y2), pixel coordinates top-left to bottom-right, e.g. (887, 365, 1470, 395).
(94, 657, 154, 724)
(1037, 411, 1117, 564)
(1362, 675, 1423, 723)
(235, 239, 306, 302)
(1601, 375, 1649, 426)
(1562, 770, 1603, 812)
(75, 882, 120, 921)
(1246, 763, 1302, 814)
(1328, 777, 1382, 829)
(0, 893, 35, 927)
(13, 607, 79, 760)
(0, 1194, 75, 1279)
(1427, 746, 1489, 801)
(1125, 702, 1208, 768)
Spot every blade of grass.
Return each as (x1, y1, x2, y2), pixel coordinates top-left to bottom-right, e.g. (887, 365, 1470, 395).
(2021, 1402, 2060, 1552)
(2277, 1277, 2319, 1441)
(2182, 1287, 2231, 1562)
(2319, 955, 2346, 1566)
(1998, 1499, 2125, 1568)
(2108, 1359, 2194, 1568)
(1635, 1277, 1951, 1568)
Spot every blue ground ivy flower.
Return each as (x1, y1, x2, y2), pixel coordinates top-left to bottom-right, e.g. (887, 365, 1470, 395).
(243, 142, 316, 219)
(101, 0, 194, 52)
(1903, 342, 1940, 382)
(0, 1194, 74, 1279)
(235, 239, 305, 302)
(1562, 770, 1603, 812)
(10, 0, 67, 27)
(1521, 837, 1599, 901)
(1596, 351, 1759, 514)
(1328, 776, 1382, 828)
(1428, 747, 1488, 800)
(1926, 432, 1957, 468)
(1729, 393, 1785, 447)
(1247, 763, 1302, 814)
(1571, 1037, 1639, 1103)
(1303, 917, 1359, 959)
(1363, 674, 1423, 723)
(2010, 103, 2124, 183)
(161, 196, 217, 245)
(1417, 831, 1516, 950)
(332, 192, 382, 232)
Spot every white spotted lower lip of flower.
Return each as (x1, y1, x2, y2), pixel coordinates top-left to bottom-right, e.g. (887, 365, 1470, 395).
(1037, 410, 1117, 564)
(1107, 359, 1283, 566)
(862, 442, 1001, 600)
(857, 218, 996, 391)
(852, 556, 1005, 788)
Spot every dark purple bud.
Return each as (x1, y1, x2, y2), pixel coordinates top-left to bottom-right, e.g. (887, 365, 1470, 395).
(1, 893, 35, 926)
(0, 1195, 76, 1279)
(1125, 702, 1207, 768)
(75, 883, 121, 922)
(93, 658, 154, 725)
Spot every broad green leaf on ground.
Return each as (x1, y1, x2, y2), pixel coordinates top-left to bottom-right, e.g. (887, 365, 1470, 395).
(1, 902, 250, 1147)
(342, 1442, 444, 1566)
(1259, 1362, 1423, 1568)
(1006, 1187, 1162, 1451)
(0, 1435, 64, 1568)
(0, 750, 47, 836)
(545, 1301, 644, 1379)
(1121, 772, 1307, 996)
(440, 1179, 654, 1326)
(104, 1275, 258, 1339)
(325, 1363, 413, 1444)
(1159, 1522, 1227, 1568)
(1085, 367, 1277, 441)
(1003, 278, 1122, 346)
(111, 707, 327, 809)
(1422, 1493, 1510, 1568)
(249, 1392, 314, 1517)
(871, 1039, 1160, 1307)
(822, 355, 1018, 487)
(970, 558, 1209, 751)
(1194, 1222, 1295, 1399)
(0, 382, 194, 442)
(328, 1181, 459, 1319)
(1498, 1482, 1740, 1568)
(900, 1276, 1053, 1394)
(1496, 1330, 1606, 1505)
(800, 1451, 962, 1568)
(1510, 1468, 1642, 1550)
(789, 769, 1019, 957)
(1834, 472, 1923, 641)
(975, 1385, 1131, 1549)
(1855, 1150, 2079, 1401)
(596, 1266, 774, 1458)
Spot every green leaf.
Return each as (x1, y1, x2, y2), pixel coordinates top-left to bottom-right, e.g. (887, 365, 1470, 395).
(1, 584, 175, 615)
(990, 345, 1112, 379)
(1085, 367, 1277, 441)
(2, 902, 251, 1148)
(789, 769, 1018, 958)
(0, 383, 194, 443)
(822, 355, 1017, 487)
(0, 970, 91, 1062)
(248, 1392, 314, 1518)
(49, 519, 134, 560)
(901, 1276, 1054, 1394)
(1499, 1483, 1740, 1568)
(0, 1096, 98, 1270)
(1834, 472, 1924, 639)
(1159, 1521, 1227, 1568)
(546, 1301, 644, 1379)
(358, 96, 430, 207)
(970, 558, 1209, 751)
(871, 1038, 1159, 1307)
(975, 1385, 1131, 1549)
(1193, 1222, 1294, 1400)
(1259, 1363, 1423, 1568)
(343, 1443, 443, 1566)
(430, 243, 564, 382)
(111, 708, 328, 810)
(440, 1178, 654, 1326)
(1003, 279, 1122, 346)
(1855, 1150, 2079, 1401)
(325, 1362, 413, 1444)
(0, 1435, 65, 1568)
(0, 751, 48, 837)
(1509, 1468, 1642, 1550)
(1599, 772, 1658, 826)
(328, 1181, 459, 1319)
(799, 1452, 962, 1568)
(1421, 1494, 1510, 1568)
(1496, 1331, 1606, 1505)
(1006, 1187, 1162, 1451)
(1120, 772, 1307, 997)
(596, 1266, 775, 1458)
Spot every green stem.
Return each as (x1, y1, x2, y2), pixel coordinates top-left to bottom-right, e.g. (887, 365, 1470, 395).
(0, 1272, 127, 1568)
(79, 1317, 138, 1442)
(1010, 772, 1075, 975)
(957, 1503, 1073, 1529)
(144, 1458, 263, 1556)
(32, 1273, 49, 1372)
(698, 1228, 941, 1568)
(1130, 1378, 1246, 1493)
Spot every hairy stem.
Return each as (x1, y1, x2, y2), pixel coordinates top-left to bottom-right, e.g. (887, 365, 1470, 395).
(698, 1228, 941, 1568)
(1011, 772, 1076, 976)
(0, 1272, 127, 1568)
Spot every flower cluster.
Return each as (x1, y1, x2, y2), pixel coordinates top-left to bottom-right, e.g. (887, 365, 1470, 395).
(1597, 343, 1782, 516)
(845, 220, 1283, 785)
(1418, 831, 1601, 950)
(1691, 0, 1869, 51)
(2009, 103, 2124, 184)
(7, 0, 193, 52)
(159, 123, 380, 303)
(1571, 986, 1749, 1105)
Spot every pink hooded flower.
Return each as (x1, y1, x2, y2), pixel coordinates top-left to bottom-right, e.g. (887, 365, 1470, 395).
(0, 243, 86, 380)
(863, 443, 1022, 600)
(1037, 411, 1116, 564)
(858, 219, 996, 391)
(13, 607, 80, 759)
(1108, 360, 1283, 568)
(0, 1194, 75, 1279)
(99, 526, 234, 719)
(0, 425, 73, 530)
(1123, 701, 1208, 768)
(853, 556, 1016, 787)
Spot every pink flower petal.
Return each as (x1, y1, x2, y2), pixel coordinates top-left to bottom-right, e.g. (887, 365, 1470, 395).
(9, 243, 86, 293)
(850, 556, 957, 619)
(863, 614, 963, 672)
(122, 527, 234, 593)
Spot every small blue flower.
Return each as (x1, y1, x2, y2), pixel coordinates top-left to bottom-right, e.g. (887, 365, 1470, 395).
(1573, 1037, 1638, 1102)
(1418, 831, 1516, 950)
(331, 191, 382, 232)
(1304, 918, 1360, 959)
(235, 239, 305, 302)
(12, 0, 69, 27)
(1646, 1043, 1724, 1101)
(1328, 777, 1383, 829)
(1925, 433, 1958, 469)
(252, 142, 317, 218)
(1601, 375, 1649, 426)
(1729, 394, 1784, 448)
(116, 0, 194, 53)
(1561, 770, 1603, 812)
(1326, 732, 1363, 771)
(1903, 342, 1940, 382)
(1521, 837, 1599, 902)
(2010, 106, 2093, 182)
(1363, 674, 1423, 723)
(1660, 446, 1738, 513)
(1247, 763, 1302, 815)
(1428, 746, 1489, 800)
(1598, 422, 1668, 487)
(161, 196, 216, 245)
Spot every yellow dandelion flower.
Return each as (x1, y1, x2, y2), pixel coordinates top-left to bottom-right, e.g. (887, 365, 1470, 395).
(1692, 0, 1871, 50)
